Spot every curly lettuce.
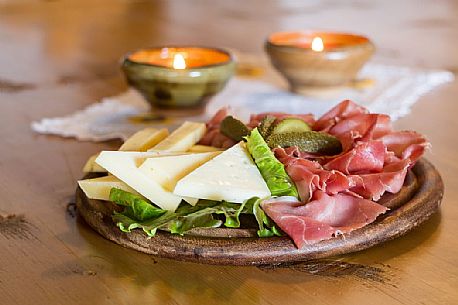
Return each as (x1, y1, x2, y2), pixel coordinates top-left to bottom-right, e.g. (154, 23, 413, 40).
(110, 188, 262, 237)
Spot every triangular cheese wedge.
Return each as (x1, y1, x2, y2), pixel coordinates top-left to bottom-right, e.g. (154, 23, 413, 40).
(139, 151, 221, 192)
(95, 151, 183, 211)
(78, 175, 139, 201)
(173, 142, 271, 203)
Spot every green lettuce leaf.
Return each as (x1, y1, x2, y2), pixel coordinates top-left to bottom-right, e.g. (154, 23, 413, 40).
(251, 197, 282, 237)
(109, 188, 166, 221)
(212, 198, 252, 228)
(112, 198, 220, 236)
(245, 128, 298, 198)
(169, 211, 222, 235)
(110, 188, 282, 238)
(111, 190, 259, 237)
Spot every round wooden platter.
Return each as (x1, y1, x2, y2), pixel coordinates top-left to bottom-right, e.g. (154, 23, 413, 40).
(76, 158, 443, 266)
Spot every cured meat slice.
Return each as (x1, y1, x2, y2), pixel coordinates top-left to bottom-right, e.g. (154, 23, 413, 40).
(329, 113, 392, 141)
(198, 107, 236, 148)
(281, 156, 360, 202)
(313, 100, 368, 132)
(207, 107, 229, 128)
(379, 131, 429, 164)
(323, 141, 386, 174)
(261, 193, 388, 248)
(349, 158, 411, 201)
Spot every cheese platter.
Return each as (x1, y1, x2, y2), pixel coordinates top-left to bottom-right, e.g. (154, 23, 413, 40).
(76, 100, 443, 265)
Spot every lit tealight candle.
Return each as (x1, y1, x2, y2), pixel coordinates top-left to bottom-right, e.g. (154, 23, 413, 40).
(311, 37, 324, 52)
(172, 53, 186, 70)
(265, 31, 375, 93)
(128, 47, 230, 69)
(122, 47, 235, 112)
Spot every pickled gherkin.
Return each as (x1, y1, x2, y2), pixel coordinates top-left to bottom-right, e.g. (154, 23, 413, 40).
(220, 116, 250, 141)
(258, 116, 276, 139)
(271, 118, 311, 135)
(267, 131, 342, 155)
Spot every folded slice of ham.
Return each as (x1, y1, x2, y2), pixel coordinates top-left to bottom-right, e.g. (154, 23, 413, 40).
(349, 158, 411, 201)
(313, 100, 368, 132)
(198, 107, 236, 148)
(323, 141, 386, 175)
(276, 143, 412, 202)
(328, 114, 390, 138)
(279, 155, 360, 202)
(261, 192, 388, 248)
(379, 131, 429, 164)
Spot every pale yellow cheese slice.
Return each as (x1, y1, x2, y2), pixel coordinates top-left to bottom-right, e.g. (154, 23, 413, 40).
(95, 151, 184, 211)
(83, 128, 169, 173)
(78, 175, 139, 201)
(139, 151, 221, 192)
(174, 142, 271, 203)
(148, 121, 206, 152)
(119, 128, 169, 151)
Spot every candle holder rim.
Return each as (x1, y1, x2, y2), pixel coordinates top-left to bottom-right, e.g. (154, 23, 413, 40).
(121, 46, 235, 70)
(265, 30, 374, 52)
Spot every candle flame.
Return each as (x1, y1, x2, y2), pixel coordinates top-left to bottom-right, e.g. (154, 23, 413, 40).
(311, 37, 324, 52)
(173, 53, 186, 69)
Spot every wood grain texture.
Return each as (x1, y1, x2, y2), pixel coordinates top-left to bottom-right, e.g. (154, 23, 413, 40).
(1, 1, 458, 304)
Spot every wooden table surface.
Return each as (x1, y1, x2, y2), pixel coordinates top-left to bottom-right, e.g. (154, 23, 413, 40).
(1, 1, 457, 304)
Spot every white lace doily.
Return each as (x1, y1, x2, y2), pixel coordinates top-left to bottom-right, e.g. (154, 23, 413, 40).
(31, 62, 454, 141)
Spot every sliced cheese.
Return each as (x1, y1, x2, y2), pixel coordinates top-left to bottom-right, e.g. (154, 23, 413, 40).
(83, 150, 189, 174)
(188, 145, 224, 153)
(95, 151, 183, 211)
(148, 121, 206, 152)
(83, 154, 106, 173)
(173, 142, 271, 203)
(119, 128, 169, 151)
(83, 128, 169, 173)
(78, 175, 138, 201)
(139, 152, 221, 192)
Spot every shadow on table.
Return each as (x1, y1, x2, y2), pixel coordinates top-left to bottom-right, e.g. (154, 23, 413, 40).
(53, 208, 442, 304)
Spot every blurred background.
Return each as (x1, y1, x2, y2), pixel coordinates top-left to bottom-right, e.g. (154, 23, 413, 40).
(1, 0, 457, 96)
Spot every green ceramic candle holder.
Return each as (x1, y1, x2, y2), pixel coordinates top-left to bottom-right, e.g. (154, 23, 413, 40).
(122, 47, 235, 111)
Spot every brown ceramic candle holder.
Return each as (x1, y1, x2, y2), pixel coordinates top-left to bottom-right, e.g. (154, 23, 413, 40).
(265, 31, 375, 94)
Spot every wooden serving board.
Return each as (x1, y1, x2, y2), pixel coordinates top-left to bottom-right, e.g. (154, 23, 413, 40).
(75, 158, 443, 266)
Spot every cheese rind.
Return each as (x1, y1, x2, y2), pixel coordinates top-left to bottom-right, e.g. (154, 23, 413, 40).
(95, 151, 183, 211)
(188, 145, 223, 153)
(173, 142, 271, 203)
(119, 128, 169, 151)
(148, 121, 206, 152)
(78, 175, 138, 201)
